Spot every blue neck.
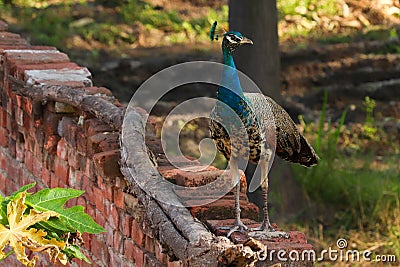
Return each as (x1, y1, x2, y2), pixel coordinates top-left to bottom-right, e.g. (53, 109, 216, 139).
(217, 49, 245, 107)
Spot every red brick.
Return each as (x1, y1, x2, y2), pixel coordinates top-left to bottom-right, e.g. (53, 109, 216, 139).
(41, 167, 51, 187)
(44, 134, 60, 154)
(109, 251, 123, 267)
(98, 175, 113, 200)
(0, 107, 6, 127)
(0, 127, 9, 147)
(84, 86, 113, 96)
(104, 222, 114, 247)
(32, 155, 42, 178)
(133, 245, 144, 267)
(43, 109, 62, 135)
(93, 186, 105, 215)
(145, 235, 155, 253)
(109, 203, 119, 229)
(13, 62, 79, 80)
(90, 235, 105, 262)
(58, 117, 77, 147)
(7, 137, 16, 158)
(56, 138, 69, 160)
(190, 197, 259, 222)
(124, 239, 135, 261)
(6, 160, 19, 182)
(16, 138, 24, 162)
(54, 157, 69, 185)
(121, 215, 132, 238)
(5, 49, 69, 68)
(0, 151, 6, 171)
(76, 130, 87, 155)
(113, 187, 125, 209)
(50, 172, 59, 188)
(67, 148, 79, 169)
(167, 260, 183, 267)
(24, 150, 34, 173)
(132, 220, 144, 246)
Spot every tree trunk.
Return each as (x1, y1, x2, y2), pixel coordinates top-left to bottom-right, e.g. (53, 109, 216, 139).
(229, 0, 281, 102)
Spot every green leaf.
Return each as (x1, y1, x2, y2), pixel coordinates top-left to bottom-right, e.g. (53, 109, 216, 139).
(5, 182, 36, 201)
(26, 188, 105, 234)
(63, 245, 91, 263)
(26, 188, 83, 210)
(35, 217, 75, 234)
(61, 206, 105, 234)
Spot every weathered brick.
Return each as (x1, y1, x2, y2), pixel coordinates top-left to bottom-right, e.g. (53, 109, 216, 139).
(124, 239, 136, 261)
(4, 49, 69, 68)
(133, 245, 144, 267)
(98, 175, 113, 200)
(190, 197, 259, 222)
(44, 134, 60, 154)
(85, 118, 113, 137)
(109, 203, 120, 230)
(93, 186, 105, 215)
(104, 222, 114, 247)
(87, 132, 119, 156)
(50, 171, 59, 188)
(58, 116, 77, 147)
(93, 150, 122, 180)
(131, 219, 145, 247)
(84, 86, 113, 96)
(167, 260, 183, 267)
(0, 127, 8, 147)
(113, 187, 125, 209)
(56, 138, 69, 160)
(41, 167, 51, 187)
(54, 157, 69, 185)
(13, 62, 79, 80)
(43, 109, 62, 135)
(145, 234, 155, 254)
(121, 215, 132, 238)
(24, 150, 34, 173)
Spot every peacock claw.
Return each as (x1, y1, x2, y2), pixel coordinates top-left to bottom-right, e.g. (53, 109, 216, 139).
(218, 220, 248, 237)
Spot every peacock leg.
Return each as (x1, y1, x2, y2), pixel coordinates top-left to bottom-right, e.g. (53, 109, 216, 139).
(249, 156, 289, 239)
(218, 156, 248, 237)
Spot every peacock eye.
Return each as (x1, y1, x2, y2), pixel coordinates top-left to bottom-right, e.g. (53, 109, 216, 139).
(226, 34, 242, 43)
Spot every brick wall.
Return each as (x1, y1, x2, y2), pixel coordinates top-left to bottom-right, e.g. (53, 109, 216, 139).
(0, 20, 314, 267)
(0, 21, 184, 267)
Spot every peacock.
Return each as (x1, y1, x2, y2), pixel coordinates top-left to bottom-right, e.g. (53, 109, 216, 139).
(209, 22, 319, 238)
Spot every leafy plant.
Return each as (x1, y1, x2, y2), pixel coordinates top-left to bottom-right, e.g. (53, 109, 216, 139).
(0, 183, 105, 266)
(362, 96, 378, 140)
(292, 93, 399, 258)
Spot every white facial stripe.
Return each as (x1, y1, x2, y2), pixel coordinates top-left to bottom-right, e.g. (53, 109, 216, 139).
(226, 34, 243, 44)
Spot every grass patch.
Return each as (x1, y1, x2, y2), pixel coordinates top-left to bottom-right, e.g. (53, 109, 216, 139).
(292, 93, 400, 259)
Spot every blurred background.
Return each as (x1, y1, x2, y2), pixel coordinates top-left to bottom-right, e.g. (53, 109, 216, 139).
(1, 0, 399, 264)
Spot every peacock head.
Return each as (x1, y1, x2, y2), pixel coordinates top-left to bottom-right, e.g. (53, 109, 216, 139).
(222, 31, 253, 54)
(210, 21, 253, 54)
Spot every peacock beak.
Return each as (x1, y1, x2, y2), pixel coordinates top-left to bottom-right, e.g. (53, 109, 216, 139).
(240, 37, 253, 45)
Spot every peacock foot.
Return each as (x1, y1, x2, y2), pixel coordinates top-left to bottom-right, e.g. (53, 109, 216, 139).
(248, 223, 289, 239)
(218, 219, 248, 237)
